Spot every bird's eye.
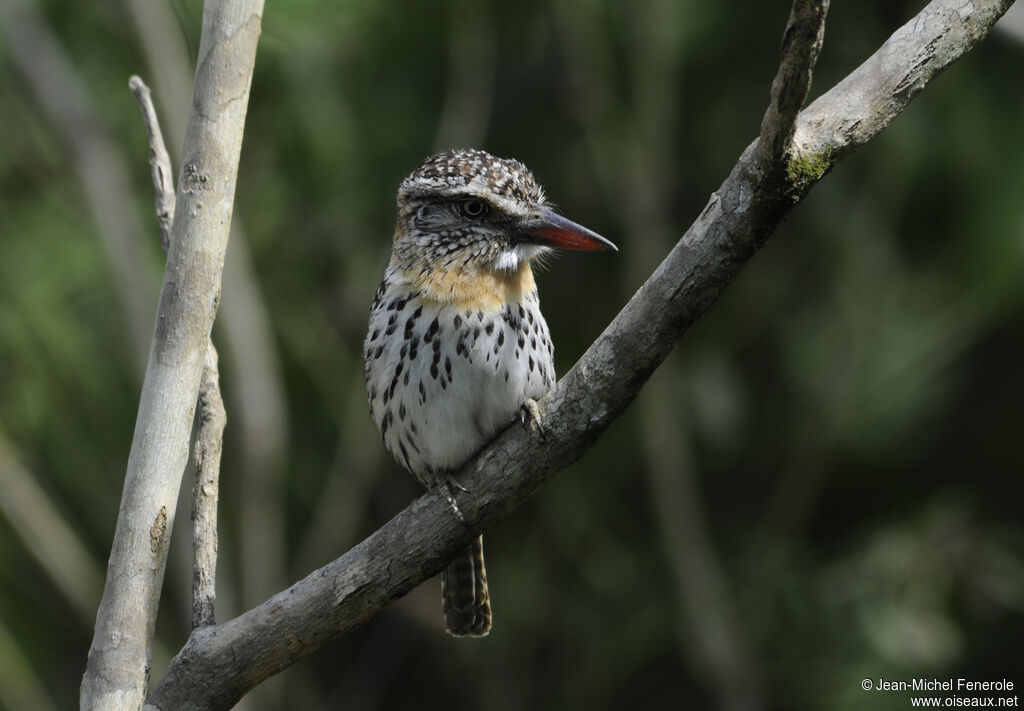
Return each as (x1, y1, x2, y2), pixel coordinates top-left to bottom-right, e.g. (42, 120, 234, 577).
(460, 199, 489, 219)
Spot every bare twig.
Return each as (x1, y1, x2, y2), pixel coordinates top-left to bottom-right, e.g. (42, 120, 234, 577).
(129, 76, 175, 252)
(192, 346, 226, 628)
(80, 1, 265, 708)
(758, 0, 830, 168)
(144, 1, 1014, 709)
(125, 0, 194, 154)
(129, 5, 286, 705)
(788, 0, 1012, 182)
(128, 0, 290, 628)
(129, 74, 227, 631)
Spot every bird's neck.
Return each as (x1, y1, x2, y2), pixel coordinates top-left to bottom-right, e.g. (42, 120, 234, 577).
(391, 257, 537, 313)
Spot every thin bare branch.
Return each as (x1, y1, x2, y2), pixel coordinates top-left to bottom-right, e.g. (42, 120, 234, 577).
(125, 0, 194, 154)
(80, 0, 265, 708)
(128, 74, 227, 631)
(758, 0, 830, 168)
(129, 76, 175, 252)
(127, 0, 291, 635)
(792, 1, 1008, 162)
(144, 1, 1014, 709)
(192, 346, 226, 628)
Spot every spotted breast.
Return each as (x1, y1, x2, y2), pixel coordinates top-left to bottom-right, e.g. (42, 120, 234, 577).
(364, 148, 616, 637)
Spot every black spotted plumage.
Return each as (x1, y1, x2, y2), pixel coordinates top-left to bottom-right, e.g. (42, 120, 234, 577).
(364, 149, 614, 638)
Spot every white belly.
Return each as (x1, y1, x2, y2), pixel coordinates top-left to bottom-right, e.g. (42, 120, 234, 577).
(364, 286, 554, 486)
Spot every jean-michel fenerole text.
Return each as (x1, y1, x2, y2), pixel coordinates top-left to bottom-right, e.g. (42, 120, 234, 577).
(874, 679, 1015, 693)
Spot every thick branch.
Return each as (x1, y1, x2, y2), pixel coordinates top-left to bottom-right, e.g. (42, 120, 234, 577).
(146, 1, 1014, 709)
(79, 1, 264, 709)
(788, 0, 1012, 187)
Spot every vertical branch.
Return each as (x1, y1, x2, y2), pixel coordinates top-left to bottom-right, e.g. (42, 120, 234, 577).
(758, 0, 830, 167)
(130, 75, 226, 631)
(129, 78, 175, 251)
(192, 346, 226, 628)
(80, 2, 264, 709)
(128, 0, 291, 635)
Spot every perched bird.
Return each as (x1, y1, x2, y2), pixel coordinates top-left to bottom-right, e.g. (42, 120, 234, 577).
(364, 149, 616, 637)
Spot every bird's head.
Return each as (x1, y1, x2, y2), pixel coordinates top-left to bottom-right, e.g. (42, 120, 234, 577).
(390, 149, 615, 309)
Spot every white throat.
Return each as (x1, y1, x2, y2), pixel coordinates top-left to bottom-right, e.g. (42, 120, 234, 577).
(492, 244, 548, 272)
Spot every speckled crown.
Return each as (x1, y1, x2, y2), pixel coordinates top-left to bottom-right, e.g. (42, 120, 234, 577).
(398, 149, 546, 209)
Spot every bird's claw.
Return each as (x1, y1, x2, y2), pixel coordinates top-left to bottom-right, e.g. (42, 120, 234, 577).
(447, 475, 469, 494)
(520, 398, 547, 442)
(438, 475, 467, 524)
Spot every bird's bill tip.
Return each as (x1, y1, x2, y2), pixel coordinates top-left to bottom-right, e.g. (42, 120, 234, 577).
(518, 209, 618, 252)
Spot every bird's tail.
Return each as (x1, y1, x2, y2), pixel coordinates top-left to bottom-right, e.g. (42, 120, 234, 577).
(441, 535, 491, 637)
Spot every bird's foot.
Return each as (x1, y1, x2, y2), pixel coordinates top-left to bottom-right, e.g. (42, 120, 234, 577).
(438, 475, 467, 524)
(519, 398, 547, 442)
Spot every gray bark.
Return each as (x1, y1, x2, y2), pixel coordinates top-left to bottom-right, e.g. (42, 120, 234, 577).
(144, 1, 1014, 710)
(79, 1, 264, 709)
(130, 74, 227, 632)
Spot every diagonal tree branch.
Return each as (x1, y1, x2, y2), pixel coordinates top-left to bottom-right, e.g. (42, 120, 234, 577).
(145, 0, 1014, 709)
(80, 1, 264, 709)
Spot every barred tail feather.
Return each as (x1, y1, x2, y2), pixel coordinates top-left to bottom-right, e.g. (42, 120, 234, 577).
(441, 535, 491, 637)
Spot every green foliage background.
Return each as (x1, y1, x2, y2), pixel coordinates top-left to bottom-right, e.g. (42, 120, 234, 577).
(1, 0, 1023, 709)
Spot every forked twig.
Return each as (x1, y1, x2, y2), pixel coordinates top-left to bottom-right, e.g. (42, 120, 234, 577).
(129, 74, 225, 630)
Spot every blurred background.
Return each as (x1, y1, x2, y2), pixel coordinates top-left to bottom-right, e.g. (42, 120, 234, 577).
(2, 0, 1023, 709)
